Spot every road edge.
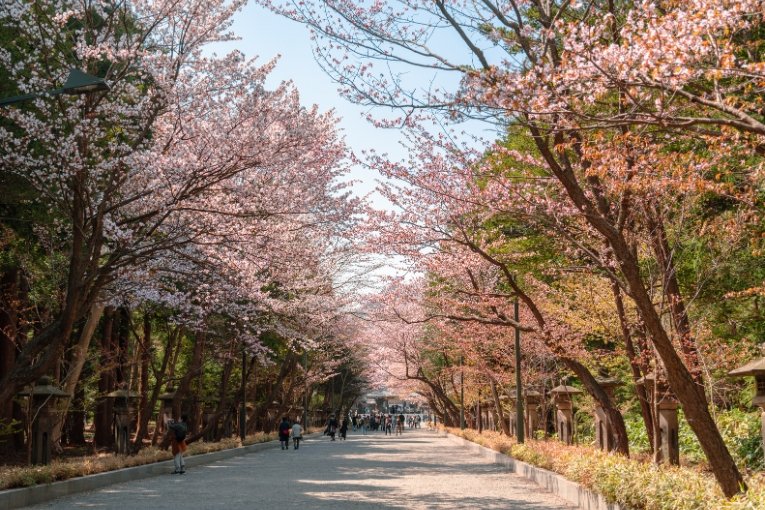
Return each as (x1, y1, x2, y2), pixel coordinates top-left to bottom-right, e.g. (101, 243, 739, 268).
(442, 432, 626, 510)
(0, 434, 322, 510)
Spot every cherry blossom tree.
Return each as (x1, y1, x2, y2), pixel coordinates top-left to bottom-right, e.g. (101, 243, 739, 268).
(258, 0, 759, 494)
(353, 133, 633, 451)
(0, 0, 359, 417)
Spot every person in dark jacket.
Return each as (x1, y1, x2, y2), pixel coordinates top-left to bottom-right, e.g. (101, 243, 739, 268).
(278, 417, 291, 450)
(167, 415, 188, 474)
(339, 419, 348, 440)
(325, 414, 337, 441)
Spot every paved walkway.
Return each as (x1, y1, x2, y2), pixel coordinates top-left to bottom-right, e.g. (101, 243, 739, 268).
(25, 429, 574, 509)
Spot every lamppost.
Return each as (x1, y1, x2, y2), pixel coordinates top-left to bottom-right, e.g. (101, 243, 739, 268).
(460, 355, 465, 430)
(240, 347, 247, 442)
(514, 299, 524, 443)
(477, 386, 482, 433)
(302, 349, 308, 430)
(0, 68, 109, 107)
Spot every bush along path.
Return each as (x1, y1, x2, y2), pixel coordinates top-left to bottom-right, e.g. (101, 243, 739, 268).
(0, 433, 277, 492)
(447, 428, 765, 510)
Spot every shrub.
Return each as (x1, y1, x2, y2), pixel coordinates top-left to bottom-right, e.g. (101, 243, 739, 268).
(445, 427, 765, 510)
(716, 409, 764, 471)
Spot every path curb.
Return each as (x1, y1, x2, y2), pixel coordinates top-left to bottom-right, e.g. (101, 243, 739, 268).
(443, 433, 625, 510)
(0, 434, 321, 510)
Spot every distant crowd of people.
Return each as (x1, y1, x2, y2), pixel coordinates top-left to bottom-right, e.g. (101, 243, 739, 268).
(165, 411, 426, 474)
(344, 412, 423, 436)
(274, 411, 427, 455)
(322, 411, 424, 440)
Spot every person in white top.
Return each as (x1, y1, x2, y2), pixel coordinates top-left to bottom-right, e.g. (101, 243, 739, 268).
(291, 422, 303, 450)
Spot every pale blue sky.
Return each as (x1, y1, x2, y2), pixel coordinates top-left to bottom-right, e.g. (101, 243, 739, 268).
(221, 3, 497, 201)
(221, 3, 409, 202)
(219, 3, 496, 284)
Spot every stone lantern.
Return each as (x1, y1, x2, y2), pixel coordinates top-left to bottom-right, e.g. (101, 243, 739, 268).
(729, 355, 765, 454)
(638, 372, 679, 465)
(105, 387, 140, 454)
(158, 386, 178, 435)
(18, 376, 69, 465)
(202, 399, 219, 441)
(594, 376, 623, 452)
(524, 390, 542, 438)
(550, 385, 582, 445)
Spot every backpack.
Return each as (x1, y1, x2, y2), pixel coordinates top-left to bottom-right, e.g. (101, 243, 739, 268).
(173, 422, 187, 441)
(280, 424, 291, 436)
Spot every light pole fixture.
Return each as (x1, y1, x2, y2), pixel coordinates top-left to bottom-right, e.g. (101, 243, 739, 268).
(514, 298, 524, 443)
(302, 348, 308, 430)
(477, 386, 482, 433)
(460, 355, 465, 430)
(240, 347, 247, 442)
(0, 68, 109, 107)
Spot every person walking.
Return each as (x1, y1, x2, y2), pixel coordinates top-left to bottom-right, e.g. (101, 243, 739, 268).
(325, 414, 338, 441)
(384, 414, 392, 436)
(168, 415, 188, 474)
(291, 421, 303, 450)
(339, 418, 348, 440)
(360, 416, 368, 435)
(278, 417, 291, 450)
(396, 413, 405, 436)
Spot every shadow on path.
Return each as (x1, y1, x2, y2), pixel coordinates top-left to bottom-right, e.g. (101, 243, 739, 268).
(24, 430, 573, 510)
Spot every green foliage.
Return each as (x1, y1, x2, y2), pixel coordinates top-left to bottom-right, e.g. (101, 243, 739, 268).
(625, 412, 651, 453)
(674, 409, 764, 469)
(717, 409, 764, 470)
(0, 419, 21, 442)
(624, 408, 763, 469)
(575, 409, 595, 445)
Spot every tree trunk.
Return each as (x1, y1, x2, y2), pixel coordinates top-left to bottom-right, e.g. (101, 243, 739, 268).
(0, 267, 20, 455)
(414, 371, 460, 426)
(0, 169, 101, 410)
(115, 307, 130, 386)
(174, 330, 205, 415)
(148, 326, 182, 447)
(486, 254, 631, 455)
(94, 307, 115, 449)
(160, 330, 205, 449)
(65, 384, 87, 445)
(620, 238, 744, 494)
(489, 378, 510, 435)
(132, 313, 152, 450)
(52, 301, 105, 447)
(562, 357, 630, 455)
(211, 349, 235, 441)
(611, 282, 655, 451)
(645, 206, 702, 381)
(527, 132, 746, 496)
(249, 352, 297, 433)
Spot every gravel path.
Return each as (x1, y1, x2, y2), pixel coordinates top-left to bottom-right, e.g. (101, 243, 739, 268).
(25, 429, 574, 509)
